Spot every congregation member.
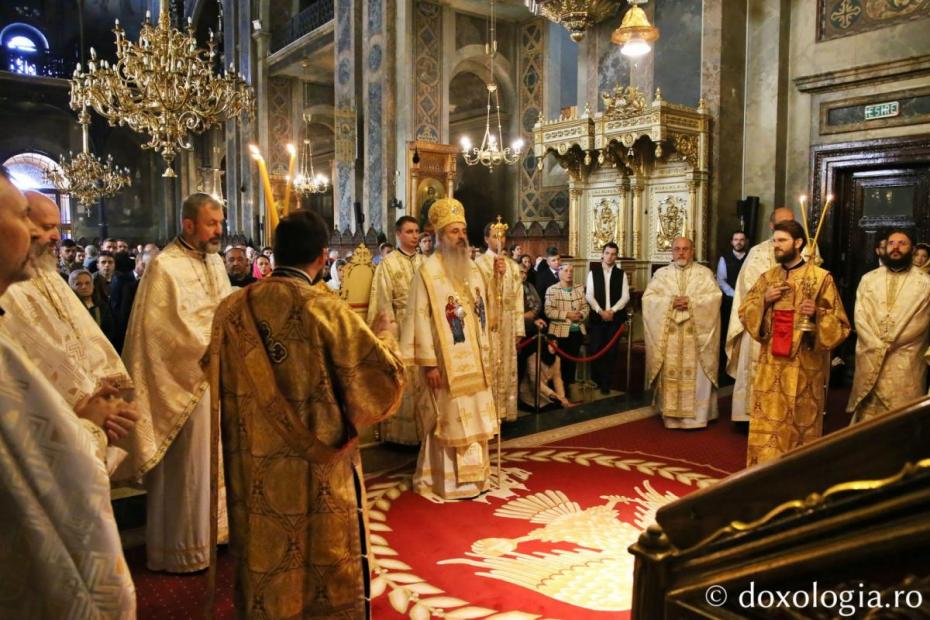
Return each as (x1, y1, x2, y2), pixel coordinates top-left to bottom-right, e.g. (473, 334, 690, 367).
(110, 250, 153, 353)
(847, 230, 930, 424)
(875, 237, 887, 266)
(83, 243, 99, 270)
(94, 250, 116, 304)
(544, 262, 588, 395)
(328, 258, 347, 291)
(716, 230, 748, 375)
(121, 192, 232, 572)
(116, 238, 130, 253)
(225, 245, 255, 288)
(70, 269, 119, 345)
(585, 242, 630, 394)
(255, 254, 273, 279)
(725, 207, 796, 423)
(368, 215, 427, 444)
(75, 245, 85, 264)
(535, 246, 562, 300)
(739, 220, 850, 466)
(58, 237, 79, 276)
(208, 209, 404, 619)
(0, 166, 137, 617)
(518, 253, 535, 286)
(510, 243, 523, 260)
(519, 336, 574, 411)
(643, 237, 722, 429)
(418, 231, 434, 256)
(914, 242, 930, 273)
(261, 245, 273, 258)
(401, 198, 498, 500)
(476, 221, 525, 422)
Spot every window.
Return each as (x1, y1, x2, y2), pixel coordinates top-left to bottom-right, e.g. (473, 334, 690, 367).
(1, 23, 49, 76)
(3, 152, 73, 239)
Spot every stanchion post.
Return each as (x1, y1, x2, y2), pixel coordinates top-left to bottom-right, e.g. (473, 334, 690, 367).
(626, 314, 633, 395)
(534, 331, 542, 414)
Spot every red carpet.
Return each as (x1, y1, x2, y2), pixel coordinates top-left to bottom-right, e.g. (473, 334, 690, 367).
(128, 389, 853, 618)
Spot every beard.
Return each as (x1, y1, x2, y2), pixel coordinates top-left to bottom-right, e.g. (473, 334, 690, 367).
(33, 246, 58, 274)
(674, 258, 689, 267)
(884, 248, 913, 270)
(200, 238, 222, 254)
(436, 237, 472, 283)
(775, 246, 799, 264)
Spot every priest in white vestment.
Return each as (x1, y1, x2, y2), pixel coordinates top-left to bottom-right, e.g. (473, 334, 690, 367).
(0, 192, 139, 472)
(368, 215, 427, 444)
(120, 193, 232, 572)
(847, 230, 930, 423)
(401, 198, 498, 500)
(725, 207, 797, 422)
(643, 237, 721, 429)
(475, 221, 525, 422)
(0, 169, 136, 618)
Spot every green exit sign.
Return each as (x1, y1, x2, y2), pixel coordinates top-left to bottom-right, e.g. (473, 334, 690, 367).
(864, 101, 900, 120)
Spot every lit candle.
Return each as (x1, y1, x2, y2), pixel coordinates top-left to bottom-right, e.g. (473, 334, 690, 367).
(798, 194, 811, 244)
(283, 143, 297, 215)
(249, 144, 278, 232)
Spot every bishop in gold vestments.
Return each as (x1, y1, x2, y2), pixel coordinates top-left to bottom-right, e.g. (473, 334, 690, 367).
(402, 198, 498, 500)
(643, 239, 722, 429)
(847, 232, 930, 423)
(209, 268, 404, 618)
(740, 223, 849, 466)
(368, 222, 426, 444)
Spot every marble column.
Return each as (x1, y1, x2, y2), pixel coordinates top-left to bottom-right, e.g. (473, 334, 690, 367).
(631, 175, 644, 259)
(334, 0, 359, 234)
(568, 184, 583, 256)
(617, 176, 631, 256)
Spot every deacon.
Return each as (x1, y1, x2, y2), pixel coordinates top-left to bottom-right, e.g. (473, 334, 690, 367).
(121, 192, 232, 572)
(208, 210, 404, 619)
(0, 167, 136, 617)
(739, 220, 850, 466)
(847, 230, 930, 423)
(725, 207, 796, 422)
(475, 220, 525, 422)
(0, 191, 139, 471)
(643, 237, 722, 429)
(401, 198, 498, 500)
(367, 215, 426, 444)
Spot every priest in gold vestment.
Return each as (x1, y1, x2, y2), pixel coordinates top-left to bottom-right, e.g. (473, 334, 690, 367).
(401, 198, 498, 500)
(725, 207, 797, 422)
(643, 237, 722, 429)
(740, 220, 849, 466)
(121, 193, 232, 572)
(0, 192, 138, 472)
(208, 210, 404, 619)
(0, 170, 135, 618)
(475, 221, 525, 422)
(847, 230, 930, 423)
(367, 215, 426, 444)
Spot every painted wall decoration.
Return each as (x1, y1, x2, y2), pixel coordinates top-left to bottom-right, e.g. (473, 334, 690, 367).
(819, 0, 930, 41)
(414, 1, 442, 143)
(268, 77, 293, 173)
(518, 19, 548, 221)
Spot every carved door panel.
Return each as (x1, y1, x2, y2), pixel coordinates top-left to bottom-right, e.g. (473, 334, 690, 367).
(833, 167, 930, 315)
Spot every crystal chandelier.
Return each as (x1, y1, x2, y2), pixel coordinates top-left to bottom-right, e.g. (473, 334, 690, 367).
(293, 115, 330, 195)
(525, 0, 617, 42)
(44, 107, 132, 210)
(460, 0, 524, 170)
(69, 1, 254, 178)
(612, 0, 659, 58)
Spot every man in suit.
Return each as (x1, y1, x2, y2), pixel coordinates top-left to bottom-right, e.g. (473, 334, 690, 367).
(535, 246, 561, 300)
(110, 251, 153, 353)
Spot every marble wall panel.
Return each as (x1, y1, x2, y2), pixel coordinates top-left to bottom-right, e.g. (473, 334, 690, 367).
(654, 0, 702, 108)
(518, 19, 547, 222)
(414, 1, 442, 142)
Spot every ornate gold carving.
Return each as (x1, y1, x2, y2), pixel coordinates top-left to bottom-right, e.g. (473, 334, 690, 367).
(602, 84, 647, 120)
(655, 195, 687, 252)
(592, 198, 617, 251)
(672, 134, 699, 169)
(335, 108, 357, 162)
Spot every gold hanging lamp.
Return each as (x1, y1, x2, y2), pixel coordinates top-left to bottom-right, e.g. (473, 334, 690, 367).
(611, 1, 659, 58)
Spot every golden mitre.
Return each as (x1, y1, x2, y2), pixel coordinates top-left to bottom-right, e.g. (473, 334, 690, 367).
(429, 197, 467, 231)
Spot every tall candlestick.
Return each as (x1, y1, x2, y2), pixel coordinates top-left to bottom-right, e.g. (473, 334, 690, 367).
(283, 143, 297, 215)
(798, 194, 811, 244)
(811, 193, 833, 249)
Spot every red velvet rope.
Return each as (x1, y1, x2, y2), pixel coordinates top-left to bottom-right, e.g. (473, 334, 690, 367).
(550, 323, 627, 363)
(516, 336, 536, 350)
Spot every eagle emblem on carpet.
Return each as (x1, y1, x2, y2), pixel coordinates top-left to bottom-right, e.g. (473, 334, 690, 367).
(437, 483, 678, 612)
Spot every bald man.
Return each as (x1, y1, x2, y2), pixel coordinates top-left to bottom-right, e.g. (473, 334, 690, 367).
(0, 191, 138, 468)
(724, 208, 796, 423)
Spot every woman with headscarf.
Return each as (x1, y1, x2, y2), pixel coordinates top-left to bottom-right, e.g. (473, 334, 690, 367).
(327, 258, 347, 291)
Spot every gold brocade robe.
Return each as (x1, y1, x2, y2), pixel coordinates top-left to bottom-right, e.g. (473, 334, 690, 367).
(846, 266, 930, 423)
(0, 269, 135, 470)
(117, 238, 232, 480)
(642, 263, 721, 426)
(367, 248, 426, 444)
(207, 275, 404, 620)
(740, 263, 850, 466)
(0, 328, 136, 619)
(475, 250, 526, 422)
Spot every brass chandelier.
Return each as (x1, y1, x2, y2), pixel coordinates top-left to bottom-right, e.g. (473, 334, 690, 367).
(460, 0, 524, 170)
(69, 1, 254, 178)
(293, 115, 330, 195)
(45, 107, 132, 210)
(612, 0, 659, 58)
(526, 0, 617, 42)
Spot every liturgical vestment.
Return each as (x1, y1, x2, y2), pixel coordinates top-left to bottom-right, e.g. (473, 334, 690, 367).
(643, 262, 722, 429)
(208, 272, 404, 619)
(740, 262, 849, 466)
(401, 253, 498, 499)
(475, 249, 525, 422)
(367, 247, 426, 444)
(0, 326, 136, 618)
(120, 237, 232, 571)
(847, 265, 930, 423)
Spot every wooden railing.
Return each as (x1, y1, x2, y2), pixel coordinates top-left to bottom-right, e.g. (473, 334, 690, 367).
(629, 396, 930, 618)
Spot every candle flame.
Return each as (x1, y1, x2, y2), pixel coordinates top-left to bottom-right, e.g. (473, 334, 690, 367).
(286, 143, 297, 156)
